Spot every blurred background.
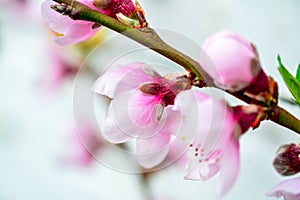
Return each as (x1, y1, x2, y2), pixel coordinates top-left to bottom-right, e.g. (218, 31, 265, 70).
(0, 0, 299, 199)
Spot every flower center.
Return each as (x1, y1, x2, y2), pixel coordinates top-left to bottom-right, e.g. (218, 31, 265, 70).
(139, 82, 176, 106)
(186, 143, 221, 180)
(189, 143, 206, 159)
(139, 75, 191, 107)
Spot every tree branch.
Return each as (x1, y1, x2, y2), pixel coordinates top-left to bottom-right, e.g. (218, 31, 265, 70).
(52, 0, 213, 86)
(271, 107, 300, 134)
(49, 0, 300, 135)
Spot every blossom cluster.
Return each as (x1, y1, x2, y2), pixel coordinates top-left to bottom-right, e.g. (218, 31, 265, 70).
(91, 31, 270, 198)
(41, 0, 300, 199)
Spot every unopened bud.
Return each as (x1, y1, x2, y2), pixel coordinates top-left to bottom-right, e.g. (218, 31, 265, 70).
(200, 30, 268, 93)
(273, 143, 300, 176)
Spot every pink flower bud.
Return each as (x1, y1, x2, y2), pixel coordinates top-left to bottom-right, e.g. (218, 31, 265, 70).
(201, 30, 263, 92)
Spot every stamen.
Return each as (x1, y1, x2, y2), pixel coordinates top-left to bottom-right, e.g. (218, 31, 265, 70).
(139, 83, 161, 95)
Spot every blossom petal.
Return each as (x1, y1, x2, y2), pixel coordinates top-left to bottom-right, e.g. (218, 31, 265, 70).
(54, 22, 99, 45)
(93, 63, 158, 98)
(163, 135, 189, 167)
(173, 90, 235, 151)
(106, 91, 167, 139)
(174, 90, 238, 185)
(41, 0, 73, 33)
(217, 138, 240, 198)
(136, 107, 181, 168)
(127, 90, 161, 127)
(41, 0, 100, 45)
(172, 90, 210, 146)
(136, 132, 171, 168)
(184, 148, 222, 181)
(184, 158, 220, 180)
(266, 177, 300, 200)
(101, 104, 132, 143)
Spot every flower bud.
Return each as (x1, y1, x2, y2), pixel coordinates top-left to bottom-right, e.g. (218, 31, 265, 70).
(273, 143, 300, 176)
(201, 30, 267, 92)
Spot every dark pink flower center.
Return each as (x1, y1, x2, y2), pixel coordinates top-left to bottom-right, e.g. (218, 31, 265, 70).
(139, 82, 176, 106)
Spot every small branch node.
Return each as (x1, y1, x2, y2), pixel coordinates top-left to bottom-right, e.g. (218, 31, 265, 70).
(51, 3, 77, 18)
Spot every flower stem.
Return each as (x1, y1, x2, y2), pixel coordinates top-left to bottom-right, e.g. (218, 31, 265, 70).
(50, 0, 300, 135)
(139, 172, 153, 200)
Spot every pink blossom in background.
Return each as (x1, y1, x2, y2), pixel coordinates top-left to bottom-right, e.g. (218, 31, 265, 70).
(173, 90, 241, 198)
(1, 0, 42, 22)
(40, 44, 79, 91)
(62, 123, 103, 166)
(200, 30, 262, 92)
(267, 177, 300, 200)
(49, 47, 78, 89)
(93, 63, 190, 168)
(0, 0, 28, 12)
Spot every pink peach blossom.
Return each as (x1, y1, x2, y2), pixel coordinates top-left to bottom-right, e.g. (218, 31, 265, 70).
(93, 63, 189, 168)
(41, 0, 103, 45)
(200, 30, 261, 92)
(173, 90, 241, 198)
(41, 0, 138, 45)
(267, 177, 300, 200)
